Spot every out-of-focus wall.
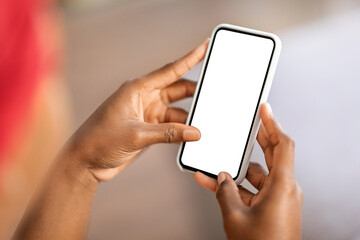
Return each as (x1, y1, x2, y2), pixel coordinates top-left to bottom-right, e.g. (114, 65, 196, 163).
(63, 0, 360, 239)
(64, 0, 360, 128)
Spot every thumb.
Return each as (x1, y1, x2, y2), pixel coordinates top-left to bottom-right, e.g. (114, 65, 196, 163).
(140, 123, 201, 147)
(216, 172, 243, 218)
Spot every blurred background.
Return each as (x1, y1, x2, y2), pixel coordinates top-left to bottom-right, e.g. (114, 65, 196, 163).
(61, 0, 360, 239)
(2, 0, 359, 239)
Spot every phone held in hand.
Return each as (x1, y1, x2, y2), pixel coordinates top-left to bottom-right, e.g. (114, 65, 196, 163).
(177, 24, 281, 184)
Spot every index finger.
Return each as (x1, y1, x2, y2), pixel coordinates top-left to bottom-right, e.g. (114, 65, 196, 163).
(142, 39, 209, 89)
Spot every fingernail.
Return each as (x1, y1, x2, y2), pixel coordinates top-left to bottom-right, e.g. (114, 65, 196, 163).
(217, 172, 226, 185)
(265, 103, 273, 117)
(183, 129, 201, 141)
(265, 103, 272, 112)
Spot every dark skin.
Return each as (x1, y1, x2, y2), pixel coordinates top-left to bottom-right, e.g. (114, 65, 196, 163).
(71, 39, 209, 182)
(15, 40, 208, 239)
(195, 103, 303, 240)
(15, 39, 302, 239)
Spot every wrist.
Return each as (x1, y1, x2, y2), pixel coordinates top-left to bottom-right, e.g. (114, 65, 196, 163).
(15, 145, 100, 240)
(58, 146, 100, 194)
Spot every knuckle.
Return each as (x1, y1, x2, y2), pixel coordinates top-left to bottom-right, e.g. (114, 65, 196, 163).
(126, 128, 143, 147)
(284, 135, 295, 148)
(129, 128, 142, 141)
(162, 62, 173, 72)
(164, 126, 176, 143)
(278, 135, 295, 149)
(226, 210, 242, 223)
(167, 61, 181, 79)
(281, 180, 299, 197)
(180, 59, 191, 72)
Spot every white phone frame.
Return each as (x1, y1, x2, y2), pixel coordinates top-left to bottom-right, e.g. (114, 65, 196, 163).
(177, 23, 282, 184)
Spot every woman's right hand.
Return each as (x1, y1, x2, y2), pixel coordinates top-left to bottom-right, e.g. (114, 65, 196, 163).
(14, 41, 209, 240)
(66, 40, 208, 182)
(195, 103, 303, 240)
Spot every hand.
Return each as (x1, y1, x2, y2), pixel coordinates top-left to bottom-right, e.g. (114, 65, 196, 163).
(68, 40, 209, 182)
(195, 103, 303, 240)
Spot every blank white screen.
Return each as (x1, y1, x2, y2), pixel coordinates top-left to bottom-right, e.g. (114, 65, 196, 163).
(181, 29, 274, 177)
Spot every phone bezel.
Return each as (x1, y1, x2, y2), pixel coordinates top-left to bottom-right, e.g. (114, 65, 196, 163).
(177, 24, 281, 183)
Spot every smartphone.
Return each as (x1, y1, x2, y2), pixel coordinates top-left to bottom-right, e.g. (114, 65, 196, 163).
(177, 24, 281, 184)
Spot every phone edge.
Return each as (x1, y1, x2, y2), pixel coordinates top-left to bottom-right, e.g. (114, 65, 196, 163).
(176, 23, 283, 184)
